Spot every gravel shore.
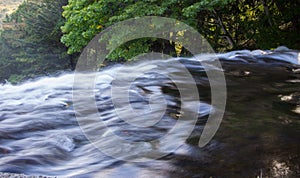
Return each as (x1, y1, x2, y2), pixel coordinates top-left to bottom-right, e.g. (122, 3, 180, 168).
(0, 172, 56, 178)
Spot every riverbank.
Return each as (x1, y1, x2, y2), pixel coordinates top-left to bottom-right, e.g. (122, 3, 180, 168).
(0, 172, 55, 178)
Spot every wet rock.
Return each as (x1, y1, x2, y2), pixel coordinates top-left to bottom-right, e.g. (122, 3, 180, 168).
(0, 146, 12, 154)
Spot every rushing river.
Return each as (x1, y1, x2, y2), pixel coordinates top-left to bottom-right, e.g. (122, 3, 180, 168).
(0, 48, 299, 177)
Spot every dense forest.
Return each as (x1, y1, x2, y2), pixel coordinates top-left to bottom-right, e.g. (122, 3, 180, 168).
(0, 0, 71, 83)
(0, 0, 299, 83)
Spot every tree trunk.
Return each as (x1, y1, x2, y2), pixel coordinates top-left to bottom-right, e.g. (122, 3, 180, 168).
(212, 9, 235, 48)
(260, 0, 273, 27)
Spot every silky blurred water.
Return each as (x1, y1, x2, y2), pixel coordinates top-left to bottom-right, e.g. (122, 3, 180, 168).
(0, 49, 299, 177)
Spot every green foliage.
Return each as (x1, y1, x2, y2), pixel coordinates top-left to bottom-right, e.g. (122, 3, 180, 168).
(8, 74, 25, 84)
(182, 0, 234, 16)
(61, 0, 299, 61)
(60, 0, 237, 59)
